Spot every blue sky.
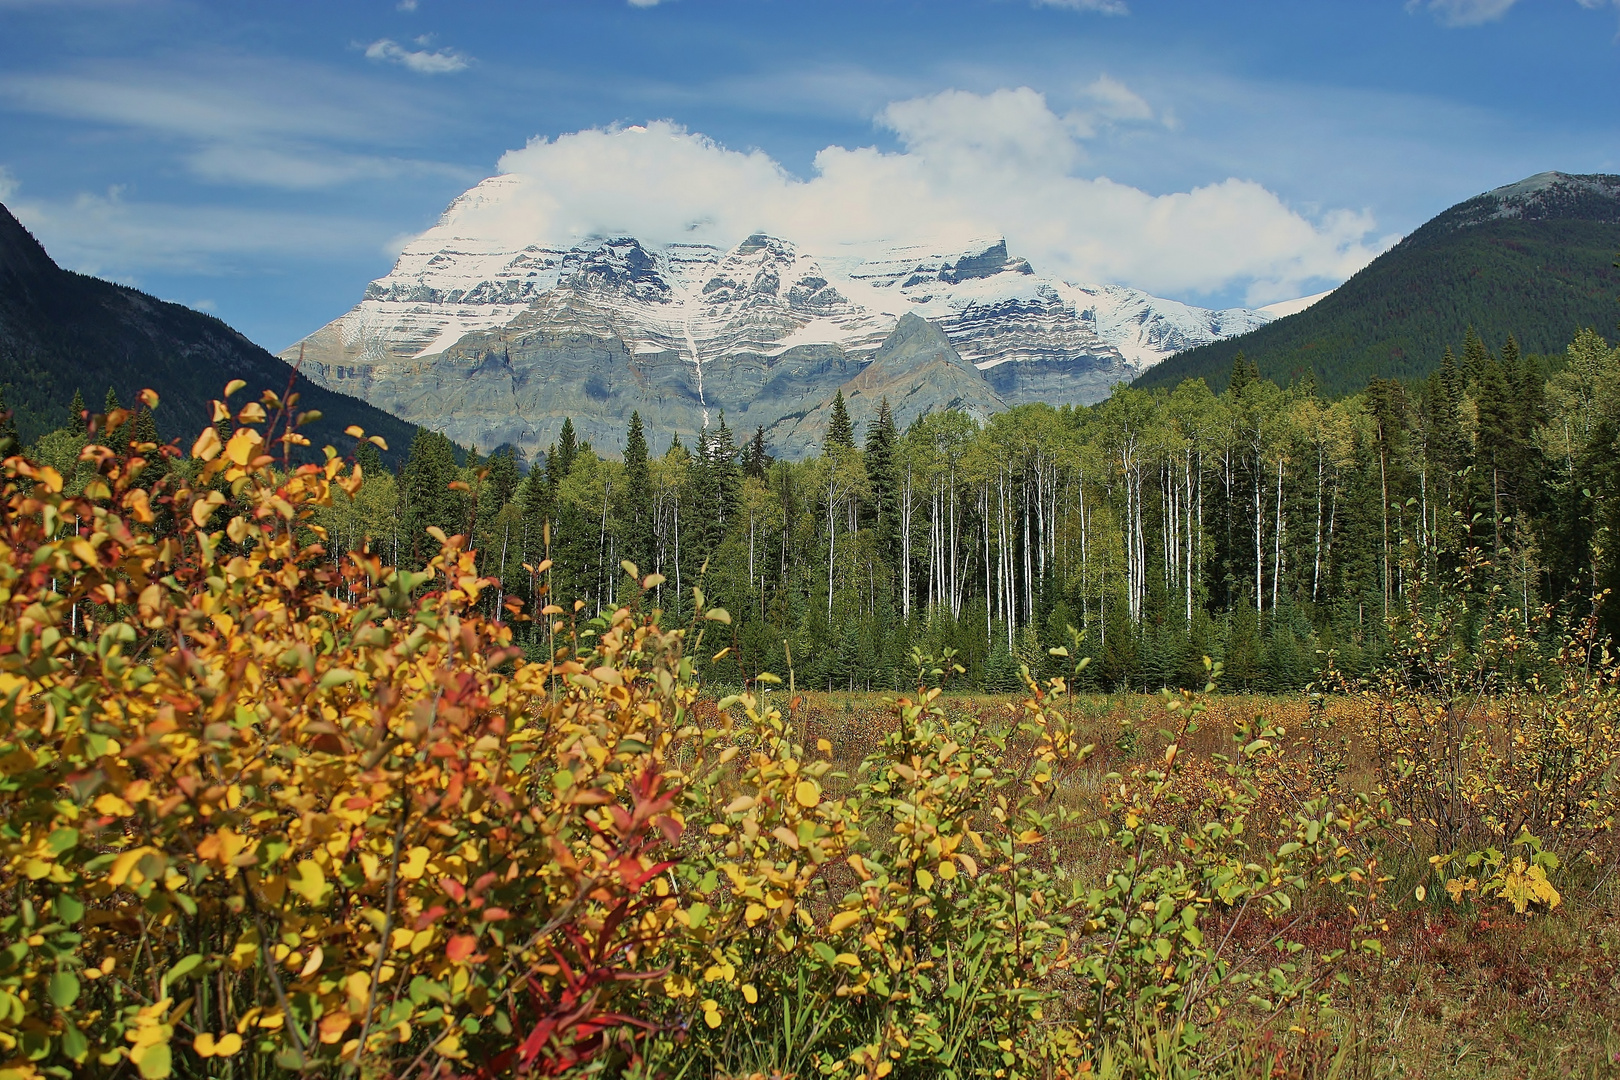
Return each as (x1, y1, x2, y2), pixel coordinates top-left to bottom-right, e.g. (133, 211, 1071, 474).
(2, 0, 1617, 351)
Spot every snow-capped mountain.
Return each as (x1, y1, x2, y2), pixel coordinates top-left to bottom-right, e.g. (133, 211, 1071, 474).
(284, 176, 1281, 458)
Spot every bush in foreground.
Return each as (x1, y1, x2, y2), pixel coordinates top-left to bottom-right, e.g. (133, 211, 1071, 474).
(0, 388, 1600, 1078)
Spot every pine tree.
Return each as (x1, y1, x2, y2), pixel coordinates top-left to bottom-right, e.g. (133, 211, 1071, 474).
(620, 412, 654, 575)
(826, 391, 855, 451)
(104, 386, 121, 415)
(1462, 327, 1491, 386)
(1226, 353, 1259, 398)
(744, 426, 772, 479)
(550, 419, 578, 489)
(67, 389, 86, 434)
(355, 439, 384, 478)
(864, 397, 900, 573)
(710, 413, 741, 528)
(400, 428, 462, 566)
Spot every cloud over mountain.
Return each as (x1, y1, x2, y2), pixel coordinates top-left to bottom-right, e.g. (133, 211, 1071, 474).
(465, 87, 1390, 306)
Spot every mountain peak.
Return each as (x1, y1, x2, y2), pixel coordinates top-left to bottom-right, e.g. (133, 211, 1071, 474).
(0, 202, 64, 302)
(1439, 171, 1620, 231)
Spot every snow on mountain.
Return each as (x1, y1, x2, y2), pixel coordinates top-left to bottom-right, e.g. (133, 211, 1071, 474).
(283, 176, 1282, 457)
(1257, 289, 1332, 321)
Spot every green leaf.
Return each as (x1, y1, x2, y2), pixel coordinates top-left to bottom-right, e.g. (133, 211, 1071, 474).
(47, 971, 79, 1009)
(60, 1024, 88, 1062)
(165, 954, 204, 986)
(54, 895, 83, 926)
(46, 828, 78, 856)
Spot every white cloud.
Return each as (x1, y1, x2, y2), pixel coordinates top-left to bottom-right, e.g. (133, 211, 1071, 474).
(396, 0, 418, 9)
(0, 61, 470, 190)
(465, 87, 1390, 305)
(1032, 0, 1128, 13)
(1410, 0, 1520, 27)
(628, 0, 666, 7)
(0, 165, 17, 203)
(364, 38, 470, 75)
(8, 188, 399, 276)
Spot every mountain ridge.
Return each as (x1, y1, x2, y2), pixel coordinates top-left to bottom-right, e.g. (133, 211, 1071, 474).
(1135, 171, 1620, 396)
(282, 176, 1287, 459)
(0, 201, 422, 463)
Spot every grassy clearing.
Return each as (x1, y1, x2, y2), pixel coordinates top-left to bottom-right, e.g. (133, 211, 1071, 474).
(760, 689, 1620, 1079)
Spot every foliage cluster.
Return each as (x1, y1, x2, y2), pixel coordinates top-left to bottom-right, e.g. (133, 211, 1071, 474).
(0, 390, 1444, 1079)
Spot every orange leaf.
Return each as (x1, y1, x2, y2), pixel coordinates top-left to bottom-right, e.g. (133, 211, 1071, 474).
(446, 935, 477, 963)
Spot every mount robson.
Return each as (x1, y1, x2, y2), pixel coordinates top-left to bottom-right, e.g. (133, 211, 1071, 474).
(281, 174, 1300, 460)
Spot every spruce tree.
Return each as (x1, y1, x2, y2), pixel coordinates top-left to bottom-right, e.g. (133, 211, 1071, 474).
(709, 412, 741, 527)
(826, 391, 855, 451)
(68, 389, 86, 434)
(400, 428, 462, 566)
(550, 419, 578, 488)
(1226, 353, 1258, 398)
(620, 412, 655, 575)
(744, 426, 772, 479)
(864, 397, 901, 573)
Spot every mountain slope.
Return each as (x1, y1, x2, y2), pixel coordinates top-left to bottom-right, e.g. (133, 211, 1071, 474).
(1135, 172, 1620, 396)
(0, 202, 420, 464)
(281, 170, 1280, 459)
(767, 313, 1006, 457)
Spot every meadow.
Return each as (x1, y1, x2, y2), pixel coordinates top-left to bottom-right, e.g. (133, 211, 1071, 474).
(773, 689, 1620, 1079)
(3, 394, 1619, 1080)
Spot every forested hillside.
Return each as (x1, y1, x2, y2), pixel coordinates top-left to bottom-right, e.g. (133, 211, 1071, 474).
(121, 318, 1607, 696)
(0, 203, 419, 464)
(1136, 172, 1620, 396)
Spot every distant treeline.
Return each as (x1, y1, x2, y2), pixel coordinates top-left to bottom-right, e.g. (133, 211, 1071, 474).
(12, 324, 1620, 694)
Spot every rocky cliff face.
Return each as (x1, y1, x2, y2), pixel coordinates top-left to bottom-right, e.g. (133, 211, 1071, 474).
(283, 176, 1277, 459)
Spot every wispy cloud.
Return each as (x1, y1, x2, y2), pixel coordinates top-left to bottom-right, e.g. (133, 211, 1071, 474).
(1409, 0, 1519, 27)
(627, 0, 666, 7)
(364, 37, 470, 74)
(0, 59, 472, 190)
(1031, 0, 1129, 14)
(0, 165, 17, 204)
(8, 187, 400, 276)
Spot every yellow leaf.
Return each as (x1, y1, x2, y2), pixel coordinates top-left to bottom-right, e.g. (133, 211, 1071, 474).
(794, 779, 821, 808)
(916, 868, 935, 891)
(192, 1034, 216, 1058)
(300, 945, 324, 977)
(288, 860, 327, 904)
(400, 846, 430, 880)
(829, 910, 862, 934)
(225, 429, 262, 467)
(191, 427, 222, 462)
(938, 860, 957, 881)
(741, 984, 758, 1004)
(213, 1033, 242, 1058)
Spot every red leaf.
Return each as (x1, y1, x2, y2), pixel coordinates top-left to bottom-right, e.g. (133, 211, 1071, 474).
(446, 934, 477, 963)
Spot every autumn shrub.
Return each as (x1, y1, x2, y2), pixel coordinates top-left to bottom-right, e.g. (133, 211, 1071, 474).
(0, 390, 1412, 1079)
(1352, 553, 1620, 904)
(0, 389, 725, 1079)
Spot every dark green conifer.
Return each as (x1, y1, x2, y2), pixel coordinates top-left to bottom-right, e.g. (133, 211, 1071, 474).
(864, 397, 900, 572)
(620, 412, 654, 575)
(826, 391, 855, 451)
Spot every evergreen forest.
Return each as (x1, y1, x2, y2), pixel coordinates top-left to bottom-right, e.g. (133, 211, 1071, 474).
(19, 321, 1601, 698)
